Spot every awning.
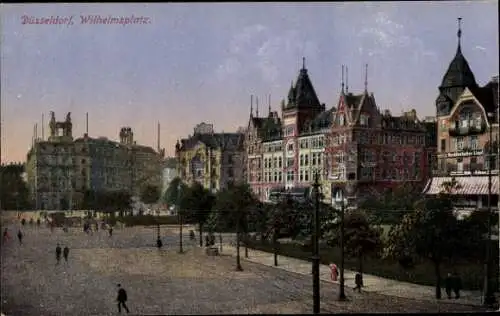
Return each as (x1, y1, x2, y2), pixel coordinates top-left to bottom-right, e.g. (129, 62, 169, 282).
(424, 176, 499, 195)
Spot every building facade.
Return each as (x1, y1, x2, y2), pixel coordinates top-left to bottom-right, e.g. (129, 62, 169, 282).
(326, 87, 435, 208)
(161, 157, 178, 198)
(25, 112, 164, 210)
(245, 61, 334, 202)
(424, 21, 499, 209)
(244, 61, 435, 204)
(175, 123, 244, 192)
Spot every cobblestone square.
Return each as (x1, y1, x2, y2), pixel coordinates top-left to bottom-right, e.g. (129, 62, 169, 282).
(1, 225, 489, 315)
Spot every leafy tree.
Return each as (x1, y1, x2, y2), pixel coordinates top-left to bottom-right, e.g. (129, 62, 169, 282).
(0, 164, 31, 210)
(385, 194, 461, 299)
(140, 185, 161, 204)
(215, 182, 257, 270)
(182, 182, 215, 246)
(163, 177, 188, 209)
(324, 209, 383, 277)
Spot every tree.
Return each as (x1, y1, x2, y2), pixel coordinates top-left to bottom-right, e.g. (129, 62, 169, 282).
(182, 182, 215, 247)
(0, 164, 30, 210)
(140, 185, 161, 205)
(215, 182, 257, 270)
(385, 194, 461, 299)
(163, 177, 188, 209)
(324, 210, 382, 277)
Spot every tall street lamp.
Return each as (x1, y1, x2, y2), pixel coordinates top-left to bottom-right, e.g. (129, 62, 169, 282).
(483, 112, 496, 306)
(235, 208, 243, 271)
(177, 183, 184, 254)
(311, 171, 321, 314)
(334, 187, 348, 301)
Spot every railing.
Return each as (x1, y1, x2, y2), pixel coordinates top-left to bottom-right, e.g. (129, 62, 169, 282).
(433, 169, 499, 176)
(448, 123, 486, 136)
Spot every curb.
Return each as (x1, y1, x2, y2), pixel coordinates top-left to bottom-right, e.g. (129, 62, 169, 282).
(222, 245, 488, 308)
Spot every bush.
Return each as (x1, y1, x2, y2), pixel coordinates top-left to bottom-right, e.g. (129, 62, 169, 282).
(121, 215, 179, 227)
(243, 239, 489, 291)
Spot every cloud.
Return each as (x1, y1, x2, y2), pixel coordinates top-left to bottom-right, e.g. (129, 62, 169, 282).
(357, 11, 435, 62)
(474, 45, 486, 51)
(215, 25, 319, 85)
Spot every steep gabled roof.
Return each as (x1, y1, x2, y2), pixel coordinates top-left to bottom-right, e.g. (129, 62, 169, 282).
(285, 62, 321, 110)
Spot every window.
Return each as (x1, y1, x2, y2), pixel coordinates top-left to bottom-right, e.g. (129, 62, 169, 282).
(312, 153, 317, 165)
(470, 136, 479, 149)
(284, 126, 294, 137)
(287, 171, 294, 181)
(228, 168, 234, 178)
(274, 171, 278, 182)
(456, 137, 464, 151)
(300, 154, 304, 166)
(278, 172, 282, 182)
(287, 143, 294, 151)
(440, 139, 446, 151)
(440, 119, 447, 131)
(318, 154, 322, 166)
(339, 114, 345, 126)
(304, 171, 309, 182)
(360, 114, 369, 126)
(299, 170, 304, 182)
(305, 154, 309, 165)
(278, 157, 282, 168)
(273, 157, 277, 168)
(287, 158, 294, 167)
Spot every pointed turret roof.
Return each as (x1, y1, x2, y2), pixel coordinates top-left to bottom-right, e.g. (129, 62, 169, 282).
(285, 58, 321, 110)
(440, 18, 477, 89)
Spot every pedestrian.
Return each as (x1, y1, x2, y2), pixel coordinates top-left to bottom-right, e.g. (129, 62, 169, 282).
(21, 218, 26, 226)
(108, 226, 113, 237)
(17, 229, 23, 245)
(445, 273, 453, 299)
(3, 228, 10, 243)
(354, 272, 363, 292)
(63, 246, 69, 263)
(116, 284, 130, 314)
(452, 271, 462, 299)
(36, 218, 41, 227)
(56, 244, 62, 264)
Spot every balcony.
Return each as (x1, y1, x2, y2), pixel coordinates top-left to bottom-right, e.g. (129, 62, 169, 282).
(448, 123, 487, 136)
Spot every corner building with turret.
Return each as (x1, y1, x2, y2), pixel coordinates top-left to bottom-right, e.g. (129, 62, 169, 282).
(245, 60, 437, 205)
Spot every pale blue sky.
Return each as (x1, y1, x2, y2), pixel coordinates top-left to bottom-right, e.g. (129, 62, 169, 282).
(1, 2, 498, 162)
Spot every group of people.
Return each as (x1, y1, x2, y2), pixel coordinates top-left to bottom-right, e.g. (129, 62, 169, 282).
(55, 243, 70, 264)
(83, 221, 114, 236)
(3, 228, 24, 245)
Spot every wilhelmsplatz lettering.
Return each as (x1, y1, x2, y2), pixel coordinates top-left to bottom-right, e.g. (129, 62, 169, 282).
(20, 15, 152, 26)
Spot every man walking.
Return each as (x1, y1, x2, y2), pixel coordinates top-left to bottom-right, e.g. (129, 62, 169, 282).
(108, 225, 113, 237)
(56, 244, 62, 265)
(116, 284, 130, 314)
(354, 272, 363, 292)
(63, 246, 70, 263)
(17, 229, 23, 245)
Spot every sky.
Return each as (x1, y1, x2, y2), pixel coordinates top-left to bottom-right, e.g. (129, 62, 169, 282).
(1, 2, 498, 163)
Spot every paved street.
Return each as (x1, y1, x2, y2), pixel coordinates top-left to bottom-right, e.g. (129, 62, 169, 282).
(1, 225, 491, 315)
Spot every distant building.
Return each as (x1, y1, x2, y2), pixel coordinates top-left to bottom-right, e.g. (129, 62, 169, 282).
(424, 20, 499, 210)
(25, 112, 164, 210)
(175, 122, 244, 192)
(161, 157, 178, 197)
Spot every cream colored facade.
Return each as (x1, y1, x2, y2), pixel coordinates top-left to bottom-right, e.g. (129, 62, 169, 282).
(26, 113, 164, 210)
(175, 123, 244, 192)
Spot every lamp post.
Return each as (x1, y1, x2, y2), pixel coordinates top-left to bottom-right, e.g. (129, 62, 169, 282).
(177, 183, 184, 254)
(311, 171, 321, 314)
(235, 208, 243, 271)
(483, 112, 496, 306)
(334, 187, 347, 301)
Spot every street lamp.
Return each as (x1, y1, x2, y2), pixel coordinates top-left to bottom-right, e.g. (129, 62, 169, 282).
(483, 112, 496, 306)
(177, 183, 184, 254)
(334, 186, 348, 301)
(311, 171, 321, 314)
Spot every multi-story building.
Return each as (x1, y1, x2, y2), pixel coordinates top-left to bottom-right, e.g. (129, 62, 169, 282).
(424, 20, 499, 209)
(326, 83, 435, 207)
(26, 112, 164, 210)
(175, 122, 244, 192)
(161, 157, 178, 198)
(245, 60, 334, 202)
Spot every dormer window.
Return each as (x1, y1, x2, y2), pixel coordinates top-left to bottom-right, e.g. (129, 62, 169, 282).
(339, 114, 345, 126)
(360, 114, 369, 127)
